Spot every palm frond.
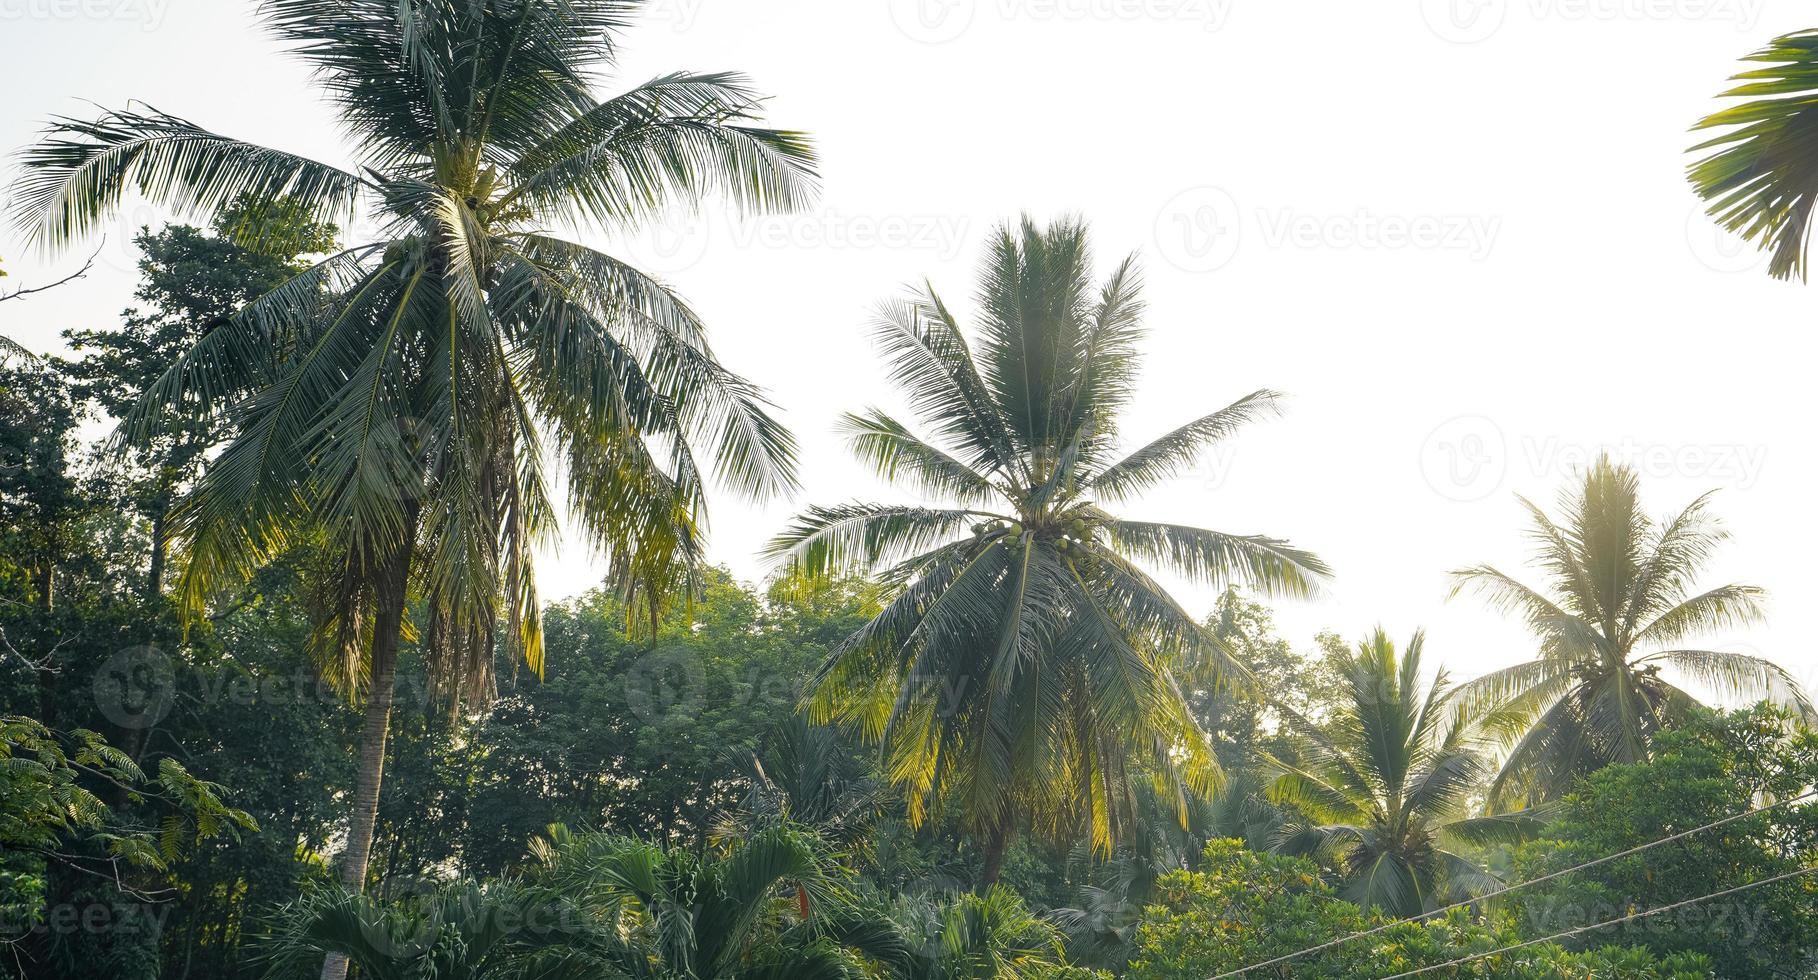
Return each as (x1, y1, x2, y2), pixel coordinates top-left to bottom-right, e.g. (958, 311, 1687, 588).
(837, 408, 999, 505)
(1642, 648, 1816, 719)
(1634, 583, 1767, 647)
(504, 71, 818, 225)
(1087, 389, 1282, 502)
(1103, 519, 1328, 598)
(10, 105, 365, 249)
(1689, 30, 1818, 280)
(764, 503, 994, 579)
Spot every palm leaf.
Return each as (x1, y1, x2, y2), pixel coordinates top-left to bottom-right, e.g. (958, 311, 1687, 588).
(1689, 30, 1818, 280)
(10, 105, 365, 249)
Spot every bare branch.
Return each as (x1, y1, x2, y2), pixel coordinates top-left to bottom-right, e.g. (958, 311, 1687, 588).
(0, 239, 104, 304)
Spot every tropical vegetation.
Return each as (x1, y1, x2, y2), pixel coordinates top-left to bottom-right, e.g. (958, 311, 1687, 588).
(1, 5, 1817, 979)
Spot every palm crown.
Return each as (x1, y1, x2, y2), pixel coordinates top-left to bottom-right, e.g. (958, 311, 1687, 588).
(9, 0, 818, 698)
(1450, 456, 1812, 804)
(768, 216, 1329, 870)
(1267, 629, 1533, 917)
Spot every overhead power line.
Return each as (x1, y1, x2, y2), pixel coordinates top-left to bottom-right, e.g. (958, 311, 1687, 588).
(1211, 788, 1816, 978)
(1379, 864, 1818, 979)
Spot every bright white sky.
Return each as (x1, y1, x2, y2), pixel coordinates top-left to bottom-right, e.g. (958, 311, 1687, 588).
(3, 0, 1814, 700)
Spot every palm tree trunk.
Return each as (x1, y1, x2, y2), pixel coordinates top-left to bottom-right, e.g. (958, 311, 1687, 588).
(319, 542, 413, 980)
(979, 821, 1013, 892)
(146, 491, 169, 599)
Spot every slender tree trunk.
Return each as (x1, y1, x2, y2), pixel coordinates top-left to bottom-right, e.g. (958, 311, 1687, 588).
(319, 543, 413, 980)
(35, 554, 56, 724)
(146, 494, 168, 599)
(978, 820, 1014, 892)
(34, 558, 53, 613)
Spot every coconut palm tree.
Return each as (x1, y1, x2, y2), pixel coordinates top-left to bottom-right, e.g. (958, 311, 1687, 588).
(9, 4, 814, 975)
(1450, 456, 1811, 805)
(1265, 629, 1536, 918)
(766, 216, 1329, 886)
(528, 823, 901, 979)
(1688, 30, 1818, 280)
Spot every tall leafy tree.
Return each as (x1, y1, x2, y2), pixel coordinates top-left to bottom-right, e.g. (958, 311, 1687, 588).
(1450, 456, 1810, 804)
(768, 216, 1328, 885)
(9, 4, 816, 977)
(1265, 629, 1534, 917)
(59, 199, 338, 597)
(0, 357, 83, 626)
(1688, 30, 1818, 280)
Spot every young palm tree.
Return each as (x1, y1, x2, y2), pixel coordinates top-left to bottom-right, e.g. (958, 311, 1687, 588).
(767, 216, 1329, 886)
(260, 880, 626, 980)
(1688, 30, 1818, 280)
(1450, 457, 1811, 805)
(721, 717, 881, 854)
(528, 823, 900, 979)
(10, 3, 814, 973)
(1265, 629, 1535, 918)
(886, 887, 1077, 980)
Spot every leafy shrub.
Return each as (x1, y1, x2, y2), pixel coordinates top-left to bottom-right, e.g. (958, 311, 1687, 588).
(1125, 841, 1712, 979)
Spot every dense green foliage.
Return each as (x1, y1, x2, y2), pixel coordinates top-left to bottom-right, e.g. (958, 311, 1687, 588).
(1126, 841, 1714, 979)
(1508, 707, 1818, 978)
(13, 276, 1818, 974)
(5, 7, 1818, 979)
